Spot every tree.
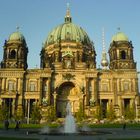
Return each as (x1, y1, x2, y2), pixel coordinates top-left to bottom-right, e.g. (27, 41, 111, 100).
(106, 104, 116, 121)
(14, 106, 24, 120)
(30, 104, 42, 124)
(94, 104, 103, 121)
(75, 102, 85, 122)
(47, 105, 56, 122)
(125, 105, 135, 120)
(0, 105, 9, 121)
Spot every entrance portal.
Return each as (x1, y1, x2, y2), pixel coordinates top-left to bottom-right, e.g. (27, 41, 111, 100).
(56, 82, 80, 117)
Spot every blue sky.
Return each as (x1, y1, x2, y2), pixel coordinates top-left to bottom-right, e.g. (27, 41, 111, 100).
(0, 0, 140, 70)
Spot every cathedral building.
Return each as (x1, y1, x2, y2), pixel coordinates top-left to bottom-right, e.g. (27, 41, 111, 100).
(0, 6, 140, 121)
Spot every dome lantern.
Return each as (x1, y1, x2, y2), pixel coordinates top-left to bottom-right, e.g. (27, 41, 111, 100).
(65, 3, 72, 23)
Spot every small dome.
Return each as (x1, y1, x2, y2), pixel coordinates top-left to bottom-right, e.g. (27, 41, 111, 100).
(45, 22, 92, 47)
(9, 31, 25, 41)
(111, 32, 129, 42)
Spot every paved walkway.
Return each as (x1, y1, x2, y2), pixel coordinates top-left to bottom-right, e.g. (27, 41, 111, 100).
(0, 128, 140, 140)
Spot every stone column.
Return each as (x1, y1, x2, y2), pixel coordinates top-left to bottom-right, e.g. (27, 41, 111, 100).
(12, 99, 15, 115)
(53, 91, 57, 109)
(0, 78, 2, 92)
(17, 78, 23, 116)
(2, 78, 5, 91)
(94, 78, 98, 105)
(113, 78, 118, 105)
(55, 51, 59, 62)
(39, 78, 43, 105)
(90, 79, 94, 101)
(79, 52, 82, 62)
(47, 78, 51, 105)
(86, 78, 89, 106)
(117, 96, 121, 117)
(5, 78, 7, 91)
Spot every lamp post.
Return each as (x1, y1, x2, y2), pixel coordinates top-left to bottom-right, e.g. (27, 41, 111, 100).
(27, 99, 30, 124)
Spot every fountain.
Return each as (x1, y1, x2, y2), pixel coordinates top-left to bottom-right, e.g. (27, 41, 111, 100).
(39, 102, 111, 136)
(64, 102, 76, 133)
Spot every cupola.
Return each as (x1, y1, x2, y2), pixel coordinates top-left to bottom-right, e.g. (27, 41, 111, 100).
(1, 28, 28, 69)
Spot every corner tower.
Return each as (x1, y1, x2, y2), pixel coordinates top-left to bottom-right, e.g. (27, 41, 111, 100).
(1, 29, 28, 69)
(108, 31, 136, 70)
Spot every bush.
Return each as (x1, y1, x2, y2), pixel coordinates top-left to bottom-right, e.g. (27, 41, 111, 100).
(0, 105, 9, 121)
(46, 106, 56, 122)
(106, 103, 116, 121)
(75, 103, 85, 122)
(30, 104, 42, 124)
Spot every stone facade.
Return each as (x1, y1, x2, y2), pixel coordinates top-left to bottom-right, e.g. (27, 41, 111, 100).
(0, 7, 140, 121)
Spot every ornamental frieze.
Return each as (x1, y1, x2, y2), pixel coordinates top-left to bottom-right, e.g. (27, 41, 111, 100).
(0, 72, 24, 77)
(62, 73, 75, 81)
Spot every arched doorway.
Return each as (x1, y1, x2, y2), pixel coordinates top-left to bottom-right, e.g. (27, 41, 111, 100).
(56, 82, 80, 117)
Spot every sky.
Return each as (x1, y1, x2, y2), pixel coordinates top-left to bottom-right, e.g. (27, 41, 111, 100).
(0, 0, 140, 70)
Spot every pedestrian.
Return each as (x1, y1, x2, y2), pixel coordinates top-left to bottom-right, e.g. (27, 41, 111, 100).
(15, 120, 20, 130)
(4, 120, 9, 130)
(123, 122, 126, 130)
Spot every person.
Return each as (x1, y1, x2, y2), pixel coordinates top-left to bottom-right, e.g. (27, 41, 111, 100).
(123, 122, 126, 130)
(4, 120, 9, 130)
(15, 120, 20, 130)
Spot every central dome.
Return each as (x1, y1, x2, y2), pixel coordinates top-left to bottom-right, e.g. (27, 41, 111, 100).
(45, 6, 92, 47)
(40, 5, 96, 69)
(45, 22, 91, 46)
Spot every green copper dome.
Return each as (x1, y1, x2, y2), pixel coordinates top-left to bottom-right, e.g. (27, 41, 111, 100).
(111, 32, 129, 42)
(45, 5, 92, 47)
(45, 22, 92, 46)
(9, 31, 25, 41)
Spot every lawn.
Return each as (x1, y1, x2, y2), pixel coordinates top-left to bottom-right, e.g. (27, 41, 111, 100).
(89, 123, 140, 129)
(107, 138, 140, 140)
(0, 122, 140, 129)
(0, 137, 39, 140)
(0, 123, 59, 129)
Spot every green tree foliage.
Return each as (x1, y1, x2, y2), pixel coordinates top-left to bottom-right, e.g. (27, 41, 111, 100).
(125, 105, 135, 120)
(106, 104, 116, 121)
(47, 105, 56, 122)
(30, 104, 42, 124)
(14, 106, 24, 120)
(75, 103, 85, 122)
(0, 105, 9, 121)
(94, 105, 103, 121)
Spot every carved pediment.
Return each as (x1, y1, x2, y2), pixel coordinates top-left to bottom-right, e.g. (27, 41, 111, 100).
(62, 73, 75, 81)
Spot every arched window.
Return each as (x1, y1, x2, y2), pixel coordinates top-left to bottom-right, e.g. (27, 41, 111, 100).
(30, 81, 36, 91)
(121, 50, 126, 59)
(8, 80, 15, 91)
(10, 50, 16, 59)
(123, 82, 129, 92)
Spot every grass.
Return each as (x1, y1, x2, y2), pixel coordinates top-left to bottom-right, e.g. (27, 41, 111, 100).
(89, 123, 140, 129)
(107, 138, 140, 140)
(0, 122, 60, 129)
(0, 137, 39, 140)
(0, 122, 140, 129)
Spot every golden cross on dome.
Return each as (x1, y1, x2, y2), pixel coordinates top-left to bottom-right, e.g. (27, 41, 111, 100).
(117, 27, 121, 31)
(16, 26, 20, 32)
(66, 3, 70, 17)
